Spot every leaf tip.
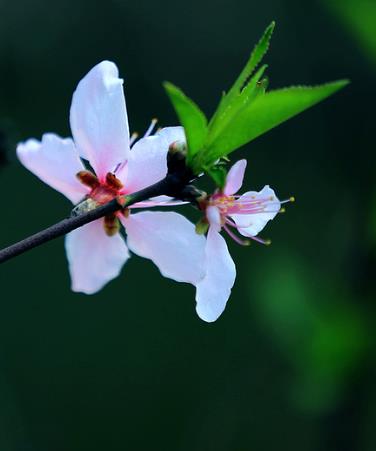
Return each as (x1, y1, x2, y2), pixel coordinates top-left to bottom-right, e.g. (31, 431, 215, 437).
(327, 78, 351, 94)
(268, 20, 276, 32)
(163, 80, 174, 91)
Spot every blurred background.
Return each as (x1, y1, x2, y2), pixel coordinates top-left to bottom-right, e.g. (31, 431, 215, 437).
(0, 0, 375, 449)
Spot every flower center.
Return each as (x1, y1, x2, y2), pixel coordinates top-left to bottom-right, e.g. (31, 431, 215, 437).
(77, 170, 123, 204)
(209, 193, 236, 217)
(206, 190, 294, 246)
(77, 170, 124, 236)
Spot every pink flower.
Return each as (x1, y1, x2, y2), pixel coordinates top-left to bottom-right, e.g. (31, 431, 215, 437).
(17, 61, 206, 294)
(194, 159, 287, 322)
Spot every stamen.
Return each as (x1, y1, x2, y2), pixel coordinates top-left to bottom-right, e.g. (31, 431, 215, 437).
(223, 224, 251, 246)
(76, 170, 100, 189)
(129, 132, 139, 147)
(104, 214, 120, 237)
(105, 172, 123, 190)
(113, 162, 122, 173)
(114, 160, 127, 175)
(250, 236, 272, 246)
(143, 118, 158, 138)
(280, 196, 295, 204)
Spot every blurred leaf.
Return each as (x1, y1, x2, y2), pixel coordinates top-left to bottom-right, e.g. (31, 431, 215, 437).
(204, 80, 349, 163)
(251, 251, 367, 413)
(324, 0, 376, 66)
(163, 81, 208, 162)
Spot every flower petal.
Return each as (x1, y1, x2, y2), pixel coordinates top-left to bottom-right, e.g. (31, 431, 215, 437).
(206, 205, 221, 232)
(122, 211, 206, 284)
(156, 126, 186, 145)
(224, 159, 247, 195)
(129, 195, 187, 209)
(117, 126, 186, 192)
(17, 133, 88, 204)
(70, 61, 130, 179)
(65, 219, 130, 294)
(118, 135, 168, 192)
(195, 228, 236, 322)
(230, 185, 281, 237)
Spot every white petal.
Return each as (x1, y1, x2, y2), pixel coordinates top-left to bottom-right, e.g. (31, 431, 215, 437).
(122, 211, 206, 284)
(206, 205, 221, 232)
(118, 134, 168, 192)
(65, 219, 130, 294)
(224, 159, 247, 195)
(129, 196, 187, 209)
(70, 61, 130, 179)
(156, 126, 186, 145)
(230, 185, 281, 237)
(17, 133, 88, 204)
(195, 228, 236, 322)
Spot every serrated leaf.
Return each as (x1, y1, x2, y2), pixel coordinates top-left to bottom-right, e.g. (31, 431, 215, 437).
(204, 80, 349, 163)
(163, 82, 208, 161)
(206, 65, 269, 148)
(209, 21, 275, 131)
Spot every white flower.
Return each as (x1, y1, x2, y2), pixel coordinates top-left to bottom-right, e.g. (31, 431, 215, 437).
(17, 61, 206, 294)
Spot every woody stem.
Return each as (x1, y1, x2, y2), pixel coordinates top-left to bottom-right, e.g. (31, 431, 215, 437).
(0, 173, 189, 264)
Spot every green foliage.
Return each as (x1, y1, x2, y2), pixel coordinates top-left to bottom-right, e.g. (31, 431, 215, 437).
(203, 80, 349, 165)
(208, 20, 275, 135)
(164, 21, 349, 186)
(163, 82, 208, 163)
(324, 0, 376, 66)
(252, 252, 367, 413)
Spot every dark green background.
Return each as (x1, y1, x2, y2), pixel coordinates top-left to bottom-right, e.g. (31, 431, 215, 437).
(0, 0, 375, 450)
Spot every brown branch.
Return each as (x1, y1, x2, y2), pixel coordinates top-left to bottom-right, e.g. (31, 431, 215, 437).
(0, 175, 184, 264)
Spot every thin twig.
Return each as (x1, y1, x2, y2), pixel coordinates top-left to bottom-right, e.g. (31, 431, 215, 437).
(0, 176, 173, 264)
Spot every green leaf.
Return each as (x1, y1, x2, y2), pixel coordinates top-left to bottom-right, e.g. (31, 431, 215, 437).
(204, 80, 349, 163)
(209, 21, 275, 132)
(207, 65, 269, 147)
(163, 82, 208, 161)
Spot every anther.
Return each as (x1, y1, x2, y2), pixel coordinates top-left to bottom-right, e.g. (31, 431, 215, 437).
(104, 214, 120, 237)
(251, 236, 272, 246)
(106, 172, 123, 190)
(76, 170, 100, 189)
(143, 118, 158, 138)
(129, 132, 139, 146)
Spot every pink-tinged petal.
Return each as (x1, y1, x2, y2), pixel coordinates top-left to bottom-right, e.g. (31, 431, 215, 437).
(122, 211, 206, 284)
(156, 126, 186, 145)
(195, 227, 236, 322)
(230, 185, 281, 237)
(224, 159, 247, 195)
(118, 134, 168, 192)
(65, 219, 130, 294)
(206, 205, 221, 232)
(17, 133, 89, 204)
(129, 196, 187, 209)
(70, 61, 130, 179)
